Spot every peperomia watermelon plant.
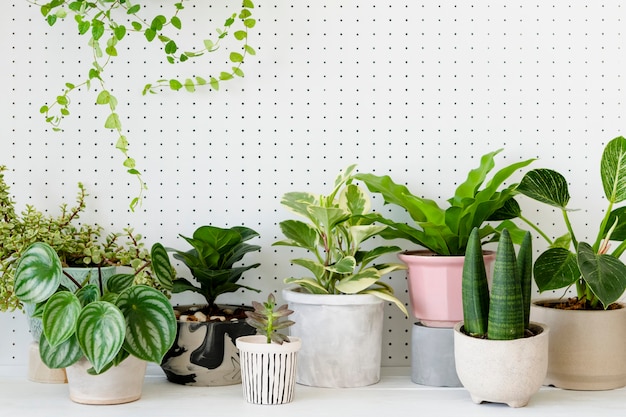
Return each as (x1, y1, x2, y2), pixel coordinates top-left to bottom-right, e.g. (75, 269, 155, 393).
(29, 0, 256, 209)
(352, 150, 535, 256)
(13, 241, 176, 374)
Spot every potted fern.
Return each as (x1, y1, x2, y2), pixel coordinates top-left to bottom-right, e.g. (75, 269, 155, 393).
(159, 225, 262, 386)
(453, 228, 549, 408)
(236, 293, 301, 405)
(13, 241, 177, 404)
(274, 164, 407, 388)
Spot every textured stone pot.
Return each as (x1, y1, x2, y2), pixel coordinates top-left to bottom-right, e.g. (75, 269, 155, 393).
(398, 251, 496, 327)
(65, 356, 147, 405)
(236, 335, 302, 405)
(411, 322, 461, 387)
(160, 305, 256, 386)
(454, 322, 549, 408)
(530, 301, 626, 390)
(282, 287, 384, 388)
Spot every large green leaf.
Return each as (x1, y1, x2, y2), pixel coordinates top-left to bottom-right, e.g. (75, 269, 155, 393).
(340, 183, 370, 217)
(39, 333, 82, 369)
(335, 268, 379, 293)
(76, 301, 126, 374)
(452, 149, 500, 202)
(106, 273, 135, 294)
(150, 242, 174, 290)
(75, 283, 100, 306)
(274, 219, 319, 252)
(116, 285, 176, 364)
(14, 242, 63, 304)
(601, 136, 626, 204)
(325, 256, 356, 275)
(517, 168, 570, 209)
(577, 242, 626, 308)
(533, 247, 579, 292)
(42, 291, 81, 347)
(290, 258, 325, 280)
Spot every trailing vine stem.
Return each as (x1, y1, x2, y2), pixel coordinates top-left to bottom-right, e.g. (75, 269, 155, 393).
(27, 0, 256, 210)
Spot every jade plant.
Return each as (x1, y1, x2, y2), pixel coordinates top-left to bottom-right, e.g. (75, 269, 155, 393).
(169, 225, 261, 315)
(29, 0, 257, 209)
(13, 241, 176, 374)
(506, 135, 626, 310)
(245, 293, 295, 344)
(462, 227, 533, 340)
(352, 149, 535, 256)
(0, 165, 162, 312)
(273, 164, 408, 316)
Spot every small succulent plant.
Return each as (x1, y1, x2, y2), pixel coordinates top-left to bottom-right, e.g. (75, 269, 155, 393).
(245, 293, 295, 344)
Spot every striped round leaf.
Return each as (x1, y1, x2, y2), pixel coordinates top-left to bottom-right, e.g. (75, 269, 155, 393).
(77, 301, 126, 374)
(42, 291, 81, 347)
(14, 242, 63, 304)
(105, 273, 135, 294)
(116, 285, 176, 364)
(75, 284, 100, 306)
(151, 243, 174, 291)
(39, 333, 82, 369)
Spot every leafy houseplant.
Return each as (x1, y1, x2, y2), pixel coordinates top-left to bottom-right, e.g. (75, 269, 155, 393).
(160, 224, 262, 386)
(274, 164, 408, 315)
(454, 227, 549, 408)
(237, 293, 301, 405)
(13, 241, 176, 376)
(29, 0, 257, 209)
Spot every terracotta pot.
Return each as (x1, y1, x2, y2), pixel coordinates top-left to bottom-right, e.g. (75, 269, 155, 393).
(160, 304, 256, 386)
(530, 301, 626, 390)
(236, 335, 302, 405)
(282, 288, 383, 388)
(454, 322, 549, 408)
(65, 356, 147, 405)
(398, 250, 496, 327)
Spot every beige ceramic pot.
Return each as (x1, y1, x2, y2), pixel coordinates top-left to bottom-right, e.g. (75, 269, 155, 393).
(398, 250, 496, 327)
(530, 301, 626, 390)
(454, 322, 549, 408)
(65, 355, 147, 405)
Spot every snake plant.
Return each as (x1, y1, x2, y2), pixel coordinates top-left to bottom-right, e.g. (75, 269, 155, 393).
(14, 241, 176, 375)
(462, 227, 532, 340)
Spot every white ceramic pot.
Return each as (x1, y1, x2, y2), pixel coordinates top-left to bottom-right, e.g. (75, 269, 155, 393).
(282, 287, 384, 388)
(530, 301, 626, 390)
(236, 335, 302, 405)
(65, 355, 147, 405)
(454, 322, 549, 408)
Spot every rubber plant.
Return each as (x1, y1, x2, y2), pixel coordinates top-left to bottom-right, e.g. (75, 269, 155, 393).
(29, 0, 257, 209)
(168, 225, 261, 315)
(351, 150, 535, 255)
(273, 164, 408, 316)
(244, 293, 295, 344)
(504, 135, 626, 310)
(13, 241, 176, 374)
(462, 227, 533, 339)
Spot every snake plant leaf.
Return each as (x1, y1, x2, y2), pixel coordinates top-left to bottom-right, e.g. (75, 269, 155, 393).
(517, 168, 571, 209)
(42, 291, 81, 347)
(150, 242, 174, 290)
(274, 219, 319, 252)
(533, 247, 579, 292)
(14, 242, 63, 304)
(462, 227, 490, 337)
(517, 231, 533, 329)
(76, 301, 126, 374)
(577, 242, 626, 308)
(116, 285, 176, 364)
(601, 136, 626, 204)
(39, 333, 82, 369)
(488, 229, 524, 340)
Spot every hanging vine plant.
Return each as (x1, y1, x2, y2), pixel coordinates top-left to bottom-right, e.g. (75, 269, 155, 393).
(29, 0, 256, 210)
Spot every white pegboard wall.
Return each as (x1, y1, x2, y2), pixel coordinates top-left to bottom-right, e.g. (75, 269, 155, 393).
(1, 0, 625, 368)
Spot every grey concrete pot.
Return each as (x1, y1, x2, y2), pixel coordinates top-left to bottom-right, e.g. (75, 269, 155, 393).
(411, 322, 462, 387)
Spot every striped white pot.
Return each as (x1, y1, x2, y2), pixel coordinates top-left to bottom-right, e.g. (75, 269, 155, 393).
(236, 335, 302, 405)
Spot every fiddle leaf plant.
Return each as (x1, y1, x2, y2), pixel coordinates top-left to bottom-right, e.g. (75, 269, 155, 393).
(510, 135, 626, 309)
(245, 293, 295, 344)
(274, 164, 408, 316)
(30, 0, 257, 210)
(352, 150, 535, 255)
(14, 241, 176, 375)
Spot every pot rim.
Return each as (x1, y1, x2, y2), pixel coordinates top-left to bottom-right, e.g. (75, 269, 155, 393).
(453, 321, 550, 341)
(282, 287, 383, 306)
(531, 299, 626, 313)
(236, 335, 302, 353)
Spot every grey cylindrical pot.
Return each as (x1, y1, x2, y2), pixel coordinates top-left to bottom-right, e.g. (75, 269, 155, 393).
(411, 322, 462, 387)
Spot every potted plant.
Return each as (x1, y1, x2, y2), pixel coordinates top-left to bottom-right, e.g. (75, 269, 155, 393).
(352, 150, 534, 387)
(274, 164, 408, 388)
(510, 135, 626, 390)
(454, 228, 549, 407)
(236, 293, 301, 405)
(13, 240, 177, 404)
(159, 224, 262, 386)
